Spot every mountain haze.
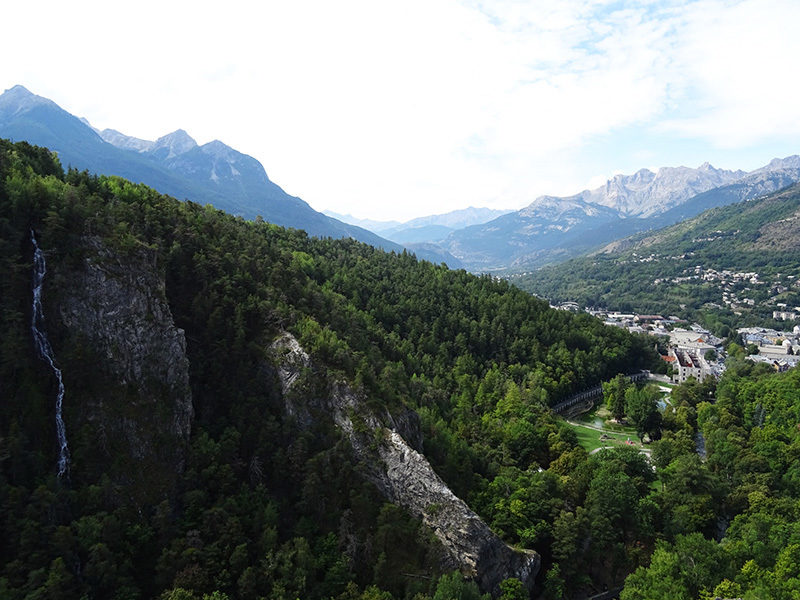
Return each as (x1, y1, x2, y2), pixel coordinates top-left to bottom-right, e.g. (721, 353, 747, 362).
(443, 157, 800, 272)
(516, 182, 800, 328)
(0, 85, 418, 256)
(326, 206, 513, 246)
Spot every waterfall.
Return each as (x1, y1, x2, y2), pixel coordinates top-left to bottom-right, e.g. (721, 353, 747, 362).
(30, 230, 70, 478)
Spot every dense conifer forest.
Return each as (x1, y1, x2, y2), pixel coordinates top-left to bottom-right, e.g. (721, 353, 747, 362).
(3, 139, 800, 599)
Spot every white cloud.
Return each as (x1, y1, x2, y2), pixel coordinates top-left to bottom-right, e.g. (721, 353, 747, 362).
(658, 0, 800, 146)
(2, 0, 799, 220)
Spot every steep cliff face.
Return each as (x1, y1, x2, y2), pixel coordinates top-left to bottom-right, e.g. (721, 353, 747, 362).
(52, 235, 192, 493)
(373, 430, 539, 593)
(270, 333, 540, 596)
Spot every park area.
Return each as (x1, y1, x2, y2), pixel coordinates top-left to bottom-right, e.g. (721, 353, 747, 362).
(565, 404, 648, 454)
(563, 378, 675, 455)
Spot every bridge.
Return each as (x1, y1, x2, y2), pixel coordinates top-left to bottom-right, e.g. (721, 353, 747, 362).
(551, 371, 649, 415)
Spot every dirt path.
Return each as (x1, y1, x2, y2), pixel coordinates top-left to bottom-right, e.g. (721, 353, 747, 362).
(568, 419, 652, 455)
(566, 420, 607, 432)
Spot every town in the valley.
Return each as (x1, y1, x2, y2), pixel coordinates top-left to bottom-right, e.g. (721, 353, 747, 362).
(555, 303, 800, 383)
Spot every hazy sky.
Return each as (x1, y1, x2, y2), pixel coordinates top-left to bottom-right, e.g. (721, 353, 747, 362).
(4, 0, 800, 221)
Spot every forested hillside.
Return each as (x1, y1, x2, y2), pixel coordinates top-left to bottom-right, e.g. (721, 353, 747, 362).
(5, 139, 800, 600)
(0, 139, 658, 599)
(622, 361, 800, 600)
(515, 183, 800, 334)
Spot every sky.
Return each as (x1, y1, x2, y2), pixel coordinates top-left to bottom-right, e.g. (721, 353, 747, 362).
(3, 0, 800, 221)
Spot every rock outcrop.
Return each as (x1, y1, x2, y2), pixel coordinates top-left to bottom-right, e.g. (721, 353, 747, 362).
(270, 333, 540, 596)
(55, 236, 193, 492)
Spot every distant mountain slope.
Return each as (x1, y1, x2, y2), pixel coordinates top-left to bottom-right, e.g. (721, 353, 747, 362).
(447, 196, 623, 271)
(384, 224, 455, 244)
(379, 207, 514, 245)
(443, 159, 800, 272)
(600, 182, 800, 257)
(514, 183, 800, 330)
(325, 206, 513, 245)
(582, 162, 745, 217)
(0, 85, 403, 253)
(322, 210, 402, 233)
(640, 166, 800, 234)
(401, 242, 464, 269)
(401, 206, 514, 230)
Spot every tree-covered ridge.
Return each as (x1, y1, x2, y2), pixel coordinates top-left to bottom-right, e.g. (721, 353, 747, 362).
(7, 141, 800, 600)
(622, 362, 800, 600)
(12, 138, 800, 600)
(0, 139, 661, 599)
(514, 183, 800, 333)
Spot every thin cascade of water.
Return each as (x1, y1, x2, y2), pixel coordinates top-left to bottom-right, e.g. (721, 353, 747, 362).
(694, 430, 707, 461)
(30, 230, 69, 478)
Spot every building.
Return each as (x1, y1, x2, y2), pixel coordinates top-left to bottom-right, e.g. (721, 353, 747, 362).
(747, 354, 800, 372)
(672, 348, 694, 383)
(670, 347, 710, 383)
(773, 310, 798, 321)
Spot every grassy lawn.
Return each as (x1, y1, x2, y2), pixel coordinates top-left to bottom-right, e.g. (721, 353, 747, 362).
(577, 404, 638, 435)
(567, 403, 652, 453)
(567, 399, 663, 488)
(567, 421, 639, 453)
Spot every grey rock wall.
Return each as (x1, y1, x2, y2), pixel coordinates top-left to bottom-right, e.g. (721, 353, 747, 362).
(56, 236, 193, 481)
(270, 333, 539, 596)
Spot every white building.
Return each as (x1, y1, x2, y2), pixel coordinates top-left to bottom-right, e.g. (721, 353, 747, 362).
(670, 347, 714, 383)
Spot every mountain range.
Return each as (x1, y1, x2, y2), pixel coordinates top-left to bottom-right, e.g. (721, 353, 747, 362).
(4, 85, 800, 277)
(325, 207, 514, 245)
(515, 181, 800, 332)
(323, 153, 800, 273)
(0, 84, 462, 266)
(436, 157, 800, 272)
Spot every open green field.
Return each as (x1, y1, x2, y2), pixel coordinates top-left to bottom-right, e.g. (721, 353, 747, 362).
(576, 404, 638, 433)
(566, 402, 653, 453)
(564, 413, 662, 490)
(566, 421, 639, 453)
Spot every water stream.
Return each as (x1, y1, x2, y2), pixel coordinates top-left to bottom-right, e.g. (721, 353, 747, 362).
(694, 430, 707, 460)
(31, 230, 69, 478)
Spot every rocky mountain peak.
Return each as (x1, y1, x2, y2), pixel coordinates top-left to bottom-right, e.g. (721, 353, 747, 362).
(99, 128, 155, 153)
(522, 195, 619, 222)
(523, 195, 569, 212)
(201, 139, 235, 158)
(2, 84, 36, 103)
(0, 84, 57, 119)
(151, 129, 197, 159)
(4, 84, 33, 95)
(755, 155, 800, 173)
(631, 167, 656, 181)
(583, 163, 745, 217)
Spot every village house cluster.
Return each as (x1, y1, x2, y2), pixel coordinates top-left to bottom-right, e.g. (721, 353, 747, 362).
(653, 265, 800, 316)
(739, 325, 800, 372)
(563, 305, 800, 382)
(573, 308, 725, 383)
